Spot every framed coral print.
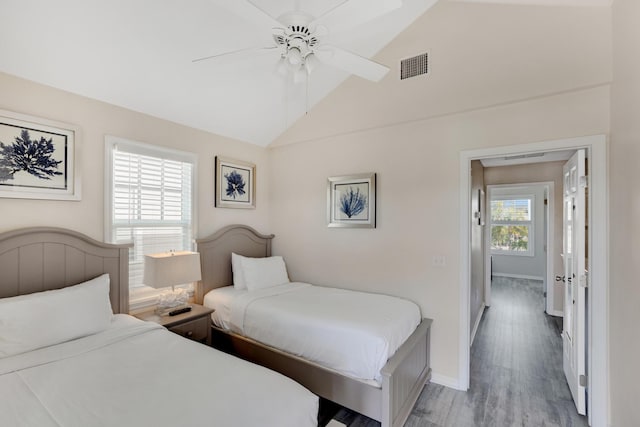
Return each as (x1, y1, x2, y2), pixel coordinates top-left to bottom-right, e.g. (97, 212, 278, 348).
(0, 109, 80, 200)
(327, 173, 376, 228)
(215, 156, 255, 209)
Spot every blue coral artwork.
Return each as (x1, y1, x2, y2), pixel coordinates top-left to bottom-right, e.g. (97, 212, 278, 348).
(328, 173, 376, 228)
(0, 124, 68, 191)
(221, 165, 250, 203)
(215, 156, 255, 208)
(224, 169, 246, 200)
(335, 183, 369, 220)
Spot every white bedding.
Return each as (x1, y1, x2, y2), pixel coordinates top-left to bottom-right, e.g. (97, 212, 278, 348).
(205, 283, 421, 384)
(0, 314, 318, 427)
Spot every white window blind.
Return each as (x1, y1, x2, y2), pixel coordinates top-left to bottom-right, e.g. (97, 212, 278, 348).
(490, 198, 531, 222)
(105, 137, 196, 307)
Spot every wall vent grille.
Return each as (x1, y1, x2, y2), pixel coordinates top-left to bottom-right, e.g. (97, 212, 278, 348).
(400, 52, 429, 80)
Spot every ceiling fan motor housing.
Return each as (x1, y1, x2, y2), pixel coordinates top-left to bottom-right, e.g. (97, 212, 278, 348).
(273, 11, 320, 67)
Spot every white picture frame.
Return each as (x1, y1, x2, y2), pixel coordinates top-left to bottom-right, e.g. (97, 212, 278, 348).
(327, 173, 376, 228)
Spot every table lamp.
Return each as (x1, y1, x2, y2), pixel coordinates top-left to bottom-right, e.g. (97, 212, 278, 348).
(143, 251, 202, 316)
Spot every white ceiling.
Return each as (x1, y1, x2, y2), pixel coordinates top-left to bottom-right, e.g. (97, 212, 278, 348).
(0, 0, 440, 146)
(0, 0, 611, 147)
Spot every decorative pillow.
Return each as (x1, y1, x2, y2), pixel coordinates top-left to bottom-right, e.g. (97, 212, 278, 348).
(231, 252, 247, 290)
(241, 256, 290, 291)
(0, 273, 114, 358)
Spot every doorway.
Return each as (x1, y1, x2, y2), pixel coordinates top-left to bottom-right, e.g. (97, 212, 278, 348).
(484, 182, 556, 316)
(459, 135, 608, 427)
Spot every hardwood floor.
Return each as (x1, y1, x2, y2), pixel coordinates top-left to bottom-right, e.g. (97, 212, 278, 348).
(329, 277, 589, 427)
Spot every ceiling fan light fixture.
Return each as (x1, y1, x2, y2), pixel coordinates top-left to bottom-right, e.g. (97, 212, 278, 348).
(287, 47, 303, 65)
(276, 56, 289, 76)
(304, 52, 319, 74)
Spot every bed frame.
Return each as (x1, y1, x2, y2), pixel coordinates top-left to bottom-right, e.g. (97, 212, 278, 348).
(196, 224, 432, 427)
(0, 227, 131, 312)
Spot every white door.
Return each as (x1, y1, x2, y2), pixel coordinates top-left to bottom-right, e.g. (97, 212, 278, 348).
(562, 149, 587, 415)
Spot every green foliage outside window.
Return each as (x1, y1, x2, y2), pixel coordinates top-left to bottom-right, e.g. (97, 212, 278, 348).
(490, 198, 531, 253)
(491, 225, 529, 251)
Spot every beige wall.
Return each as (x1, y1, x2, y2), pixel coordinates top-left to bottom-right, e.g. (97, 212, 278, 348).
(610, 0, 640, 425)
(470, 160, 485, 337)
(269, 0, 610, 385)
(0, 72, 270, 240)
(484, 161, 565, 313)
(269, 86, 609, 382)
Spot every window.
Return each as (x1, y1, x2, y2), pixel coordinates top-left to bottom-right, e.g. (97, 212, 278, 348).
(105, 136, 196, 309)
(490, 196, 534, 256)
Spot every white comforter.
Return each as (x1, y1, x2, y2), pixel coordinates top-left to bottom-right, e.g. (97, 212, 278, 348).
(0, 314, 318, 427)
(226, 282, 421, 384)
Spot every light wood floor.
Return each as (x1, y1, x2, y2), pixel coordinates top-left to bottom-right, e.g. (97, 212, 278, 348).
(328, 277, 589, 427)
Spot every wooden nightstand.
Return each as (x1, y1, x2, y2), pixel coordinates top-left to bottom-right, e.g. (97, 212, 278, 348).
(134, 304, 214, 345)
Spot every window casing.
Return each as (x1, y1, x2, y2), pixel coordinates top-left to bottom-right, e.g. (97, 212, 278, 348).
(105, 136, 197, 309)
(489, 195, 534, 256)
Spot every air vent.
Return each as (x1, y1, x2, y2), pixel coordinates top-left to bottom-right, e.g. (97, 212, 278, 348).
(400, 52, 429, 80)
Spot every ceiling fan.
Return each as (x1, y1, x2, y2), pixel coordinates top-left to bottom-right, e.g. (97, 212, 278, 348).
(193, 0, 403, 82)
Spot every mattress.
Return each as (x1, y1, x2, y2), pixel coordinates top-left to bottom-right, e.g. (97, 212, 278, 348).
(0, 314, 318, 427)
(204, 282, 422, 384)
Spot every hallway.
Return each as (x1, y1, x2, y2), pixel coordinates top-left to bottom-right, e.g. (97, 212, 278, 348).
(332, 277, 589, 426)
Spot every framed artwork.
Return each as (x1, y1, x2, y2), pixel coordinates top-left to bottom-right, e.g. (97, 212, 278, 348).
(327, 173, 376, 228)
(0, 110, 80, 200)
(215, 156, 255, 209)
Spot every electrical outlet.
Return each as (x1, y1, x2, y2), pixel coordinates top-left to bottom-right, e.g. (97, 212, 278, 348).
(432, 255, 446, 267)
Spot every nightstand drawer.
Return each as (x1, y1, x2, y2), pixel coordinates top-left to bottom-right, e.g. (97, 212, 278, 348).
(169, 317, 209, 343)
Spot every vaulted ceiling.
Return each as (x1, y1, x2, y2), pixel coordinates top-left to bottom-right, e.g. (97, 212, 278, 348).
(0, 0, 612, 147)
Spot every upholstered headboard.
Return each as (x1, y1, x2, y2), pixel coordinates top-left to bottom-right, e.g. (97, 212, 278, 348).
(195, 224, 274, 304)
(0, 227, 132, 313)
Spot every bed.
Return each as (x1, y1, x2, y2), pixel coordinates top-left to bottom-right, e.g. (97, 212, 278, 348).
(196, 224, 432, 427)
(0, 227, 318, 427)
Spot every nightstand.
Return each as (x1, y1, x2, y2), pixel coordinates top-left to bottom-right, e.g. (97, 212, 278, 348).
(134, 304, 214, 345)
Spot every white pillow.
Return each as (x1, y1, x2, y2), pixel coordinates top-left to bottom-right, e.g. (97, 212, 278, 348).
(241, 256, 290, 291)
(231, 252, 247, 290)
(0, 273, 114, 358)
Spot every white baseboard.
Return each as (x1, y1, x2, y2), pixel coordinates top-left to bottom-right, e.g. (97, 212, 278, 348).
(430, 373, 465, 391)
(470, 303, 485, 346)
(492, 273, 544, 281)
(547, 309, 563, 317)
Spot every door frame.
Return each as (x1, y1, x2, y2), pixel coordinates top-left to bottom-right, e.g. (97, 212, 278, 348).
(459, 135, 608, 427)
(484, 182, 556, 315)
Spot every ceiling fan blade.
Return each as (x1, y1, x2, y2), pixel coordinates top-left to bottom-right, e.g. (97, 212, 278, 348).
(193, 46, 278, 65)
(311, 0, 403, 34)
(210, 0, 283, 29)
(315, 45, 389, 82)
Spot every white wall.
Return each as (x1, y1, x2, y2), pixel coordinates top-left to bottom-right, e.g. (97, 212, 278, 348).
(610, 0, 640, 425)
(0, 72, 270, 240)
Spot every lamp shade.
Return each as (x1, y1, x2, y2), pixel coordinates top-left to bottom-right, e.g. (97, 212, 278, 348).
(143, 251, 202, 289)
